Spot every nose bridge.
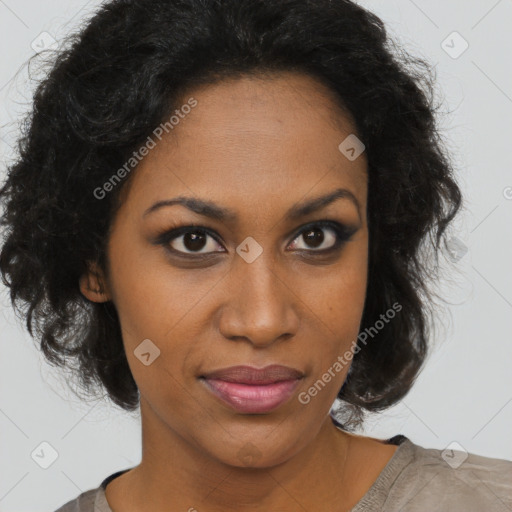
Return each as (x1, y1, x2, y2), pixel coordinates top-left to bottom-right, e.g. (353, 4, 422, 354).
(219, 248, 299, 346)
(241, 251, 281, 310)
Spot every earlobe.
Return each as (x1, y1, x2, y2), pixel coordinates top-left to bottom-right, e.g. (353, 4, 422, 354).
(79, 262, 111, 303)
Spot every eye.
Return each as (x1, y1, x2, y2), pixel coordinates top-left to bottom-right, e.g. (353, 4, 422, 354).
(154, 220, 356, 258)
(287, 221, 353, 253)
(156, 225, 224, 256)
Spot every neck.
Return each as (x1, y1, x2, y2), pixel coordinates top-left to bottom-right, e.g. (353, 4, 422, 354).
(122, 401, 355, 512)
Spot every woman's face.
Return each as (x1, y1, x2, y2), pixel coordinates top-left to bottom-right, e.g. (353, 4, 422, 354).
(82, 71, 368, 468)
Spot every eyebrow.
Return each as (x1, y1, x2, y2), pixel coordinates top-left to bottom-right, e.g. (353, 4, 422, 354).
(143, 187, 361, 222)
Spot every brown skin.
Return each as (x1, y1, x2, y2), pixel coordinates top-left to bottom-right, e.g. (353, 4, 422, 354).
(80, 72, 398, 512)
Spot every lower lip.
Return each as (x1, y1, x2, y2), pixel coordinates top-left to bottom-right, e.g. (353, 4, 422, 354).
(201, 378, 302, 413)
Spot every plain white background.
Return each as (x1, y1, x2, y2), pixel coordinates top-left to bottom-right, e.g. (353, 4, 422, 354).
(0, 1, 511, 510)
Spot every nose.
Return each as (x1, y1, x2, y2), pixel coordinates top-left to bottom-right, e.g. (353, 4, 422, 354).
(218, 253, 300, 348)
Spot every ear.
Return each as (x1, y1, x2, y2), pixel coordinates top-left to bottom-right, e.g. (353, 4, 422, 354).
(79, 261, 111, 303)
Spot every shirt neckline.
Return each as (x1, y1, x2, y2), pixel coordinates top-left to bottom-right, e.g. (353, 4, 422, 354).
(95, 433, 413, 512)
(348, 436, 416, 511)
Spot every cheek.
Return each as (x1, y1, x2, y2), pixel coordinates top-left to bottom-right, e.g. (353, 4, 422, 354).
(300, 243, 367, 387)
(298, 269, 366, 409)
(106, 229, 199, 341)
(309, 242, 368, 336)
(105, 232, 211, 397)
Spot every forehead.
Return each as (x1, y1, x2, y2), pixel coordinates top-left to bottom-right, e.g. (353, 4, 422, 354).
(118, 71, 367, 220)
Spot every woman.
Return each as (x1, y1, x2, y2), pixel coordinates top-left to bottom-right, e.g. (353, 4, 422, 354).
(1, 0, 510, 511)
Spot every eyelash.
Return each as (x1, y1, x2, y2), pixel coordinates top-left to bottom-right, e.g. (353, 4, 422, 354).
(153, 220, 357, 259)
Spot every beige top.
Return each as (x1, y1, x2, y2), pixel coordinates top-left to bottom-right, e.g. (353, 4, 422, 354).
(55, 435, 512, 512)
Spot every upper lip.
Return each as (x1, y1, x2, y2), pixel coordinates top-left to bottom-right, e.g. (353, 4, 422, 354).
(200, 364, 304, 385)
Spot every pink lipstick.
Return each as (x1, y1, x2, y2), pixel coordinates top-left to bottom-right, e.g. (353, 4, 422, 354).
(200, 364, 303, 414)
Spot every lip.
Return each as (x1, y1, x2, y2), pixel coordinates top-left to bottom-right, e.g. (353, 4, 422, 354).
(200, 365, 304, 414)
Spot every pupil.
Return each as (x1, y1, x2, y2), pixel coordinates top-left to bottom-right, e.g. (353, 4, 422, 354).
(184, 231, 206, 251)
(304, 228, 324, 248)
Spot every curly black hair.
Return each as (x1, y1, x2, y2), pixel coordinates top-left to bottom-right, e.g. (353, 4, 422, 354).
(0, 0, 462, 429)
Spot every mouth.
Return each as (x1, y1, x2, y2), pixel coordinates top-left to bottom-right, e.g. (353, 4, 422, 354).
(199, 364, 304, 414)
